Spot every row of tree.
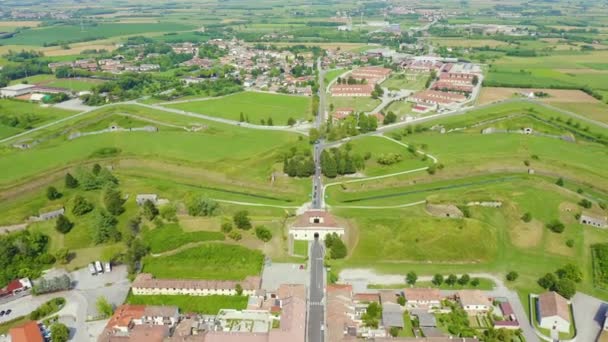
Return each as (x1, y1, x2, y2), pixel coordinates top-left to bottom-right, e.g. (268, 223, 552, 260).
(320, 146, 366, 178)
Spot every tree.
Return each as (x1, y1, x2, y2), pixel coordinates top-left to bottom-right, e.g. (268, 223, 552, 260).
(472, 75, 479, 86)
(267, 117, 273, 126)
(235, 283, 243, 295)
(96, 296, 113, 318)
(362, 302, 381, 328)
(446, 274, 458, 286)
(221, 222, 233, 233)
(406, 271, 417, 286)
(389, 327, 399, 337)
(329, 237, 347, 259)
(50, 323, 70, 342)
(538, 273, 557, 290)
(46, 186, 62, 200)
(93, 210, 120, 244)
(397, 295, 406, 306)
(546, 220, 565, 233)
(160, 204, 177, 222)
(55, 215, 73, 234)
(383, 111, 397, 125)
(142, 200, 159, 221)
(506, 271, 519, 282)
(239, 112, 245, 122)
(72, 195, 94, 216)
(187, 196, 219, 216)
(471, 278, 480, 287)
(556, 264, 583, 283)
(65, 173, 78, 188)
(103, 187, 125, 216)
(255, 226, 273, 242)
(521, 212, 532, 222)
(555, 278, 576, 299)
(556, 177, 564, 186)
(287, 117, 296, 126)
(458, 274, 470, 286)
(432, 274, 444, 286)
(309, 128, 320, 144)
(233, 211, 252, 230)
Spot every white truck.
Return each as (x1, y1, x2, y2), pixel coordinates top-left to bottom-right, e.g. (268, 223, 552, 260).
(95, 261, 103, 273)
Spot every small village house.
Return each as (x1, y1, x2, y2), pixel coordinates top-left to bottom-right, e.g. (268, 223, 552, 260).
(537, 291, 571, 333)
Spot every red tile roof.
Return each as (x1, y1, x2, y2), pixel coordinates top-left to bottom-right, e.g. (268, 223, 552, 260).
(404, 288, 442, 302)
(538, 291, 570, 322)
(292, 210, 340, 229)
(10, 321, 43, 342)
(132, 273, 261, 291)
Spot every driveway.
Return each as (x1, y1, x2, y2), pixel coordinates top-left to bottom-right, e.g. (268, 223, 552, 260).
(572, 292, 606, 342)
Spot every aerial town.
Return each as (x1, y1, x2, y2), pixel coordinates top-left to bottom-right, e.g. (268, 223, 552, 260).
(0, 0, 607, 342)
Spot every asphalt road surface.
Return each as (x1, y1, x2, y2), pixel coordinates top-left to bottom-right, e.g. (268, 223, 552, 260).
(307, 240, 325, 342)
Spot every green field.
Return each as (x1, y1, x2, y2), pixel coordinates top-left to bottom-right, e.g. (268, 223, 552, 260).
(143, 224, 225, 253)
(2, 22, 197, 46)
(164, 92, 312, 124)
(385, 101, 415, 116)
(142, 243, 264, 280)
(0, 104, 305, 188)
(381, 73, 428, 91)
(324, 68, 347, 86)
(347, 136, 431, 176)
(46, 78, 104, 91)
(329, 96, 381, 114)
(0, 99, 78, 139)
(127, 293, 248, 314)
(293, 239, 308, 256)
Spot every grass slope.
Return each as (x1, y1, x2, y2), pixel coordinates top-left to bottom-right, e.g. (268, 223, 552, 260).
(142, 243, 264, 280)
(143, 224, 225, 253)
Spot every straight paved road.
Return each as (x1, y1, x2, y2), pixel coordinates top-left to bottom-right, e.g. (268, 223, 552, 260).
(307, 240, 325, 342)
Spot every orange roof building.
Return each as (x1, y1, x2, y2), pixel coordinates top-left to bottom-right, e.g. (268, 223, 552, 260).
(10, 321, 43, 342)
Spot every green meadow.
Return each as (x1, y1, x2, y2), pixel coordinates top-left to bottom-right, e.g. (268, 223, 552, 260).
(142, 243, 264, 280)
(164, 91, 312, 124)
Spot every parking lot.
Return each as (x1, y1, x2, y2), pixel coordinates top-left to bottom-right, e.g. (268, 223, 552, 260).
(0, 265, 131, 341)
(261, 263, 309, 292)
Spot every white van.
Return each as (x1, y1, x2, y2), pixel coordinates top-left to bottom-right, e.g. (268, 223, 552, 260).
(95, 261, 103, 273)
(104, 262, 111, 273)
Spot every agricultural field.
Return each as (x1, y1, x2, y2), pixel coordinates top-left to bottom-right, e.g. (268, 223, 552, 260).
(142, 243, 264, 280)
(1, 22, 197, 46)
(164, 91, 313, 124)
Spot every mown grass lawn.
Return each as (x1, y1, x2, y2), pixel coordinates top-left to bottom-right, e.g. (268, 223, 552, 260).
(143, 224, 225, 253)
(164, 91, 312, 124)
(329, 96, 381, 114)
(347, 135, 431, 177)
(142, 243, 264, 280)
(46, 78, 104, 91)
(293, 239, 308, 257)
(0, 99, 78, 139)
(382, 73, 428, 91)
(126, 293, 248, 314)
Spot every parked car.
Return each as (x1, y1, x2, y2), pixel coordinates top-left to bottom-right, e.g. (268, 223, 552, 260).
(88, 263, 97, 276)
(104, 262, 111, 273)
(5, 309, 11, 315)
(0, 310, 5, 316)
(95, 261, 103, 273)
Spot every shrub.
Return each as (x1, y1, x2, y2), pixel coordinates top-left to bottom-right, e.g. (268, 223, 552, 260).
(55, 215, 73, 234)
(233, 211, 252, 230)
(46, 186, 62, 200)
(579, 198, 593, 209)
(432, 274, 444, 286)
(376, 153, 402, 165)
(65, 173, 78, 188)
(566, 239, 575, 248)
(221, 222, 233, 233)
(72, 195, 94, 216)
(255, 226, 273, 242)
(506, 271, 519, 281)
(546, 220, 565, 233)
(187, 196, 219, 216)
(29, 297, 66, 320)
(556, 177, 564, 186)
(521, 212, 532, 222)
(228, 231, 242, 241)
